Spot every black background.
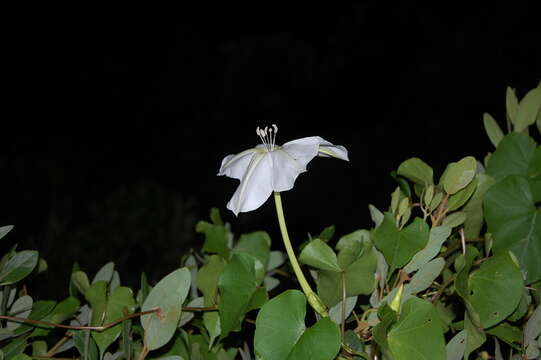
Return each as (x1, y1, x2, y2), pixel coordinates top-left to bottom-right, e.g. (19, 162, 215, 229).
(2, 3, 540, 295)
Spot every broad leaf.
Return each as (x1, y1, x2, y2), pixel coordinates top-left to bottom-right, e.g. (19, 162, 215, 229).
(254, 290, 340, 360)
(196, 221, 231, 258)
(218, 252, 257, 337)
(197, 255, 225, 306)
(442, 156, 477, 195)
(486, 132, 537, 181)
(484, 175, 541, 283)
(141, 268, 191, 351)
(0, 250, 39, 286)
(74, 331, 99, 360)
(299, 238, 341, 272)
(397, 157, 433, 185)
(404, 226, 450, 273)
(483, 112, 504, 147)
(387, 298, 446, 360)
(515, 88, 541, 132)
(468, 252, 523, 328)
(373, 213, 429, 270)
(92, 287, 135, 357)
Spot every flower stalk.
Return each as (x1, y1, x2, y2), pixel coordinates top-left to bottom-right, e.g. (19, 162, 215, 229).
(273, 191, 328, 317)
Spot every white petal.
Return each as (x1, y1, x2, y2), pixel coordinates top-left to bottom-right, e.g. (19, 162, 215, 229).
(226, 152, 274, 215)
(280, 136, 321, 168)
(313, 136, 349, 161)
(218, 147, 261, 180)
(270, 149, 308, 192)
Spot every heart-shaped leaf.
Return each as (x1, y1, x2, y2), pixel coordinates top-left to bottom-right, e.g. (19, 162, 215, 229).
(254, 290, 340, 360)
(486, 132, 537, 181)
(299, 238, 341, 272)
(484, 175, 541, 283)
(373, 213, 429, 271)
(387, 298, 446, 360)
(468, 252, 523, 328)
(141, 268, 191, 351)
(218, 252, 257, 337)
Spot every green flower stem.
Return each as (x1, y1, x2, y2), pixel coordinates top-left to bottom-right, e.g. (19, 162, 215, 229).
(273, 191, 328, 317)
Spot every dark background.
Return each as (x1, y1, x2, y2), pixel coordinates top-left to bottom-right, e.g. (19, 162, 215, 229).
(2, 3, 540, 296)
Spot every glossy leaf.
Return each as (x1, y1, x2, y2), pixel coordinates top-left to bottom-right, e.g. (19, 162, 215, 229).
(397, 157, 433, 185)
(404, 226, 450, 273)
(0, 250, 39, 286)
(218, 252, 257, 337)
(483, 112, 504, 147)
(92, 286, 135, 357)
(141, 268, 191, 351)
(506, 86, 519, 126)
(515, 88, 541, 132)
(299, 238, 341, 272)
(468, 252, 523, 328)
(373, 213, 429, 270)
(442, 156, 477, 195)
(486, 132, 536, 180)
(387, 298, 446, 360)
(74, 331, 99, 360)
(197, 255, 225, 306)
(196, 221, 231, 258)
(254, 290, 340, 360)
(484, 175, 541, 283)
(0, 225, 14, 241)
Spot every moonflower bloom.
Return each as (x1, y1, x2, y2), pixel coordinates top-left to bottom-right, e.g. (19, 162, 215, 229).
(218, 125, 349, 215)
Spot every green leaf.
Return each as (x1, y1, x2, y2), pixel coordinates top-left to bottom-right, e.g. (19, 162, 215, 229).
(335, 229, 371, 269)
(447, 178, 478, 211)
(486, 132, 537, 180)
(373, 213, 429, 270)
(506, 86, 519, 126)
(446, 330, 467, 360)
(328, 296, 357, 325)
(404, 226, 451, 273)
(92, 286, 135, 357)
(92, 262, 115, 284)
(218, 252, 257, 337)
(484, 175, 541, 283)
(397, 157, 433, 185)
(197, 255, 225, 306)
(196, 221, 231, 258)
(486, 322, 522, 345)
(74, 331, 99, 360)
(442, 156, 477, 195)
(84, 281, 108, 326)
(387, 298, 446, 360)
(31, 297, 80, 337)
(233, 231, 271, 270)
(483, 112, 504, 147)
(468, 252, 523, 328)
(299, 238, 341, 272)
(254, 290, 340, 360)
(0, 250, 39, 286)
(515, 88, 541, 132)
(524, 305, 541, 349)
(464, 311, 486, 360)
(14, 300, 56, 336)
(442, 211, 467, 228)
(406, 257, 445, 295)
(71, 271, 90, 296)
(209, 207, 223, 225)
(0, 225, 14, 241)
(141, 268, 191, 351)
(318, 225, 335, 242)
(7, 295, 33, 331)
(462, 174, 496, 238)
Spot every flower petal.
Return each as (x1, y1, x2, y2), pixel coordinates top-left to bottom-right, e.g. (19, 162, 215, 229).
(226, 152, 274, 215)
(314, 136, 349, 161)
(218, 147, 260, 180)
(270, 149, 308, 192)
(280, 136, 321, 168)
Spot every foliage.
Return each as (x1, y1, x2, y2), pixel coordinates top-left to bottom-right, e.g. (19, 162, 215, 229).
(0, 81, 540, 359)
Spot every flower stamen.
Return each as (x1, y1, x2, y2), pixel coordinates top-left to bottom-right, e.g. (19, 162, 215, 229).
(256, 124, 279, 151)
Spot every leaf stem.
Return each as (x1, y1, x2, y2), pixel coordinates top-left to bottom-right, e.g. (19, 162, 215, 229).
(273, 192, 328, 317)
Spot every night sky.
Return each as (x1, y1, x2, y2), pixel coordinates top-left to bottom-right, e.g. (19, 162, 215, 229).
(3, 4, 540, 293)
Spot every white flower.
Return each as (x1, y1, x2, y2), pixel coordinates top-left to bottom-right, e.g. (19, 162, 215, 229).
(218, 125, 349, 215)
